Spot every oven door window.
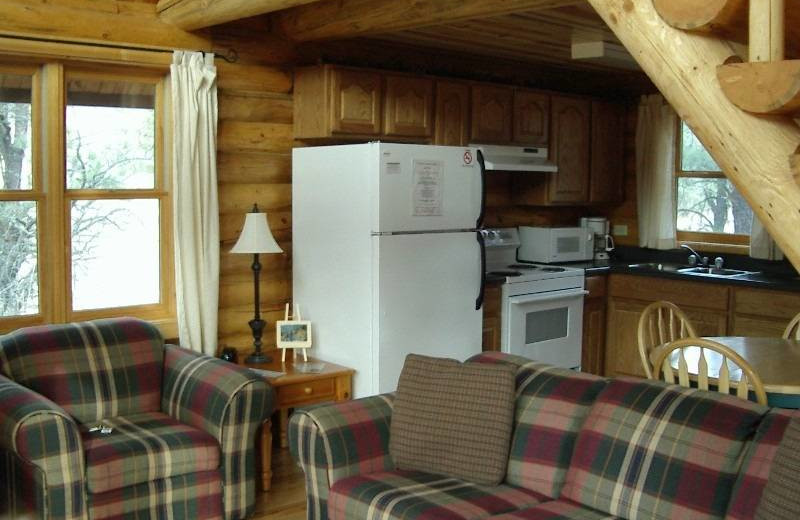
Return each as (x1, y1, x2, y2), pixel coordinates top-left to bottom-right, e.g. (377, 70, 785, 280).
(525, 307, 568, 343)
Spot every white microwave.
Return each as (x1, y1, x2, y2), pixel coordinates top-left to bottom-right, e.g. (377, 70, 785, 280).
(518, 226, 594, 263)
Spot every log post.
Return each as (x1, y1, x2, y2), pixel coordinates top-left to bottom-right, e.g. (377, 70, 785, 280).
(588, 0, 800, 269)
(749, 0, 784, 62)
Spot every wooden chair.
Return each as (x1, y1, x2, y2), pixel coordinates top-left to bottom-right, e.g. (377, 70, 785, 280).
(637, 300, 698, 378)
(782, 312, 800, 339)
(651, 337, 768, 405)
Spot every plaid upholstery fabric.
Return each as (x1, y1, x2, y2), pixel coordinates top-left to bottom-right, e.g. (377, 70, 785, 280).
(726, 409, 795, 520)
(88, 469, 223, 520)
(489, 499, 620, 519)
(162, 344, 271, 520)
(0, 374, 85, 520)
(289, 394, 396, 520)
(562, 377, 768, 520)
(0, 318, 164, 424)
(753, 412, 800, 520)
(467, 351, 535, 368)
(390, 354, 516, 486)
(506, 363, 607, 498)
(83, 411, 219, 493)
(328, 470, 547, 520)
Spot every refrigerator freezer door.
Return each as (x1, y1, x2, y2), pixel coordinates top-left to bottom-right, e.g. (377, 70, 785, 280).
(375, 143, 481, 233)
(371, 232, 483, 396)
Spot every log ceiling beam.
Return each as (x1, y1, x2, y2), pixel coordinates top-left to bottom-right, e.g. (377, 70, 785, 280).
(587, 0, 800, 270)
(156, 0, 318, 31)
(274, 0, 585, 42)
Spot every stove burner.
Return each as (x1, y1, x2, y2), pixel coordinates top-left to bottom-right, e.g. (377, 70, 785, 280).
(540, 266, 566, 272)
(488, 270, 521, 277)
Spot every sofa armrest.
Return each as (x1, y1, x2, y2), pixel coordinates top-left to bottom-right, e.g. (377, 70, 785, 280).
(289, 393, 395, 519)
(0, 374, 85, 520)
(161, 344, 274, 519)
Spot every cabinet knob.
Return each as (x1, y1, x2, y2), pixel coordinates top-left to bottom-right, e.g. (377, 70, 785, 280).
(304, 387, 313, 395)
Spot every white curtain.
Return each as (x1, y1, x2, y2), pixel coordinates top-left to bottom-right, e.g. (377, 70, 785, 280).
(636, 94, 678, 250)
(171, 51, 220, 355)
(750, 216, 784, 260)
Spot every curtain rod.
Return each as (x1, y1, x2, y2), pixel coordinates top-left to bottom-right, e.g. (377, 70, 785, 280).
(0, 33, 239, 63)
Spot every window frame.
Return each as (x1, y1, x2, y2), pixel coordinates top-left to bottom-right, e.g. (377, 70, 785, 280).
(0, 60, 175, 336)
(674, 120, 750, 254)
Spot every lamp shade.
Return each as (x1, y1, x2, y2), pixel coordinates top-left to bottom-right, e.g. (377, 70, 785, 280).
(231, 212, 283, 254)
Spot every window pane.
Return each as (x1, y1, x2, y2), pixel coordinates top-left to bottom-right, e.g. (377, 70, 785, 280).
(71, 199, 160, 311)
(0, 73, 33, 190)
(66, 78, 155, 190)
(677, 178, 753, 234)
(0, 201, 38, 316)
(680, 122, 721, 172)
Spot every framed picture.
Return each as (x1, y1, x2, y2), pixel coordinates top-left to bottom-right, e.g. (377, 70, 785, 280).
(276, 320, 312, 361)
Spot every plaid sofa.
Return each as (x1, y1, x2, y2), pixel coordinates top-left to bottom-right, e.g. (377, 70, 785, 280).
(0, 317, 273, 520)
(289, 351, 798, 520)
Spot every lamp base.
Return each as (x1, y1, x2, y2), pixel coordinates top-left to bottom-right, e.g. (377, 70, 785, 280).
(246, 351, 272, 365)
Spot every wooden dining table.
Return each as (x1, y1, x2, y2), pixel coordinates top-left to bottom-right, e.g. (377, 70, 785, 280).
(649, 336, 800, 408)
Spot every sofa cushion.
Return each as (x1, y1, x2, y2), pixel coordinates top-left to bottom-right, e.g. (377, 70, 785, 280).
(390, 354, 516, 486)
(488, 499, 621, 519)
(753, 413, 800, 520)
(83, 411, 219, 493)
(725, 409, 794, 520)
(506, 363, 607, 499)
(0, 318, 164, 423)
(561, 377, 767, 520)
(328, 470, 547, 520)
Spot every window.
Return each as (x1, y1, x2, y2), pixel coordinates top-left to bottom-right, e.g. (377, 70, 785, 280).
(0, 63, 173, 332)
(675, 121, 752, 250)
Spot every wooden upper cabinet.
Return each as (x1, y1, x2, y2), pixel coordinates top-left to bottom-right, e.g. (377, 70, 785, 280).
(330, 68, 382, 135)
(383, 76, 433, 138)
(549, 95, 590, 203)
(513, 90, 550, 145)
(470, 84, 513, 143)
(434, 81, 470, 146)
(589, 100, 625, 203)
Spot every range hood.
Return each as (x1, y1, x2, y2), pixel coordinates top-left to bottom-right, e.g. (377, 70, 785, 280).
(471, 144, 558, 173)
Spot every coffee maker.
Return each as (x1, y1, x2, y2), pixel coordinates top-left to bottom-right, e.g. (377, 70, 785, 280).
(580, 217, 615, 260)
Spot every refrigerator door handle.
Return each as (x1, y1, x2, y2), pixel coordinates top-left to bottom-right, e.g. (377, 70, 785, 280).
(475, 230, 486, 310)
(476, 149, 486, 229)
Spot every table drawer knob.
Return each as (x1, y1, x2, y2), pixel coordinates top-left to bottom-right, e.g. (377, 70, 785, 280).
(304, 387, 313, 395)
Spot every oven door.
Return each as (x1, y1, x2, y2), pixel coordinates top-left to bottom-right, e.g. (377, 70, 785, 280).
(502, 287, 587, 369)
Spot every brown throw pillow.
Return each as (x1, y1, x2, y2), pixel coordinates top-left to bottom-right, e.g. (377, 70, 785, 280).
(389, 353, 517, 486)
(756, 415, 800, 520)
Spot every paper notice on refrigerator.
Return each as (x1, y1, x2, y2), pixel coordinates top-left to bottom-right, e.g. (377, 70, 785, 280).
(412, 160, 443, 216)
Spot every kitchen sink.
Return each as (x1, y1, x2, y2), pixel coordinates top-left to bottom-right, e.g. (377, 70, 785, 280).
(627, 262, 686, 273)
(677, 267, 760, 277)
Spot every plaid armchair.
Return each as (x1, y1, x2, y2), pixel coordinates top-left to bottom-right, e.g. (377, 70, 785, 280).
(0, 317, 273, 520)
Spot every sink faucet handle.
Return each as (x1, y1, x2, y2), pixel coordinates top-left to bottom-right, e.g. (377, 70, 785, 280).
(714, 257, 724, 269)
(688, 254, 697, 266)
(702, 256, 710, 267)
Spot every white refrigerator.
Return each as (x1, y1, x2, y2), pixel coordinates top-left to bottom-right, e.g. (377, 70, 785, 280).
(292, 142, 486, 398)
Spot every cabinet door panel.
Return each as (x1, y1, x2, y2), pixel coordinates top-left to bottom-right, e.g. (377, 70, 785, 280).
(590, 100, 625, 203)
(330, 69, 382, 135)
(549, 96, 590, 203)
(514, 90, 549, 145)
(582, 297, 606, 375)
(384, 76, 433, 137)
(434, 81, 470, 145)
(470, 85, 513, 143)
(605, 298, 647, 378)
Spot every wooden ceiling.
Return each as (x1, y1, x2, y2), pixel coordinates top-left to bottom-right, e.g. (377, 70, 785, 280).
(371, 4, 640, 74)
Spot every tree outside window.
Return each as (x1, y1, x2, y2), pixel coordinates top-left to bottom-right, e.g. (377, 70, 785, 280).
(676, 121, 752, 247)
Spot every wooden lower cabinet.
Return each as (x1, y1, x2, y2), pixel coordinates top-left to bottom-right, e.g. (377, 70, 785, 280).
(731, 287, 800, 337)
(581, 275, 607, 375)
(604, 274, 728, 378)
(482, 282, 502, 351)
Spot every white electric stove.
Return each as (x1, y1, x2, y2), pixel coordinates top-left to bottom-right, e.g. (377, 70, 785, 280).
(483, 228, 586, 369)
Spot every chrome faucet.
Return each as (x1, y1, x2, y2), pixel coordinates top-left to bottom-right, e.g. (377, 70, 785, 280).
(681, 244, 708, 267)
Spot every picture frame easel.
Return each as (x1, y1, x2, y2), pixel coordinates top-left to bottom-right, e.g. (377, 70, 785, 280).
(276, 303, 312, 362)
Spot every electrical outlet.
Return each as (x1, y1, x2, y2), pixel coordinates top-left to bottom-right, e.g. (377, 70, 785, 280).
(613, 224, 628, 236)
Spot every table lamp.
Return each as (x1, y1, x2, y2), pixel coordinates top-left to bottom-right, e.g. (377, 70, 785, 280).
(231, 204, 283, 364)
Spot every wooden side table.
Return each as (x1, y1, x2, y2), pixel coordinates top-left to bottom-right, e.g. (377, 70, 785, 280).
(244, 355, 355, 491)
